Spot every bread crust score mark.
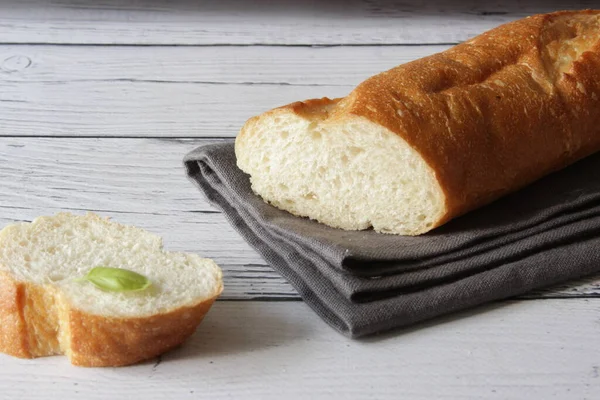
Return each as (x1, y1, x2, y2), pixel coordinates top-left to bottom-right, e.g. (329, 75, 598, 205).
(236, 10, 600, 235)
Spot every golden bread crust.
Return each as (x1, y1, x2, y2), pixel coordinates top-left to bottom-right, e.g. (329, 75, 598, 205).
(0, 271, 222, 367)
(0, 272, 28, 358)
(346, 10, 600, 220)
(68, 297, 218, 367)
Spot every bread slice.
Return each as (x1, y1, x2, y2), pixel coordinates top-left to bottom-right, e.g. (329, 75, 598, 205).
(0, 213, 223, 367)
(236, 10, 600, 235)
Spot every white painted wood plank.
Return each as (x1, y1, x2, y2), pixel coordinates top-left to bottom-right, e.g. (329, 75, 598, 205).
(0, 45, 449, 85)
(0, 300, 599, 399)
(0, 45, 449, 137)
(0, 80, 348, 137)
(0, 137, 598, 300)
(0, 137, 294, 299)
(0, 0, 593, 45)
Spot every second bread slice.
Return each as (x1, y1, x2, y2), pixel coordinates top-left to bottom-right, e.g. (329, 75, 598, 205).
(0, 213, 223, 367)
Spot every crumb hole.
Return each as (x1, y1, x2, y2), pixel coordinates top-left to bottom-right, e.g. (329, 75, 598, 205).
(278, 183, 289, 192)
(349, 146, 365, 156)
(426, 191, 436, 203)
(417, 214, 426, 221)
(48, 273, 65, 282)
(280, 131, 289, 139)
(302, 192, 318, 200)
(317, 166, 326, 175)
(340, 154, 349, 165)
(24, 255, 31, 262)
(311, 131, 322, 140)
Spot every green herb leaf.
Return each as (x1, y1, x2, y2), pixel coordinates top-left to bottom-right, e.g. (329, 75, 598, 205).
(77, 266, 151, 292)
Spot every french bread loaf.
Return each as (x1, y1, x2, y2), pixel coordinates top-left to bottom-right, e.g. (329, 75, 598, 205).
(0, 213, 223, 367)
(236, 10, 600, 235)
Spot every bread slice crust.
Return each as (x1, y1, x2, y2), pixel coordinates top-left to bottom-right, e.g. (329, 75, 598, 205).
(0, 276, 219, 367)
(0, 272, 220, 367)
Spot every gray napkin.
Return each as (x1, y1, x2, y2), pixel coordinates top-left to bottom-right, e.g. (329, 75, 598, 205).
(184, 141, 600, 337)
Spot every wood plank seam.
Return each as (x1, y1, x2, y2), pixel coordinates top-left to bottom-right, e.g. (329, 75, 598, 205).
(0, 137, 598, 300)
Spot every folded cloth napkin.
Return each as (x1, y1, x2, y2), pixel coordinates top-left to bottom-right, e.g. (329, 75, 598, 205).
(184, 141, 600, 338)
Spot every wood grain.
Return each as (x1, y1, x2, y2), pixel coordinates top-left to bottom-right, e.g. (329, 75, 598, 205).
(0, 45, 448, 85)
(0, 45, 449, 137)
(0, 137, 598, 300)
(0, 0, 594, 45)
(0, 300, 599, 399)
(0, 80, 347, 137)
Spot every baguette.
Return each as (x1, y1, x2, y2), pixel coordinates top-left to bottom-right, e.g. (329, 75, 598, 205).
(236, 10, 600, 235)
(0, 213, 223, 367)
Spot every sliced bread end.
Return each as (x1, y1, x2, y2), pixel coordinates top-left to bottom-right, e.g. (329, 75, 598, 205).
(0, 213, 223, 367)
(236, 99, 447, 235)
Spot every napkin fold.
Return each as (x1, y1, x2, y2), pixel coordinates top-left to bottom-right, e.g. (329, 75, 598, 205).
(184, 142, 600, 337)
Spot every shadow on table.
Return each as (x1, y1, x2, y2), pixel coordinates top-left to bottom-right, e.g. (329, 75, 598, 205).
(161, 300, 309, 363)
(139, 272, 599, 366)
(356, 301, 510, 344)
(360, 271, 600, 343)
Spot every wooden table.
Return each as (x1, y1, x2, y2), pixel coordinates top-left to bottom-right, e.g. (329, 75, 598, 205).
(1, 1, 599, 398)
